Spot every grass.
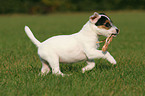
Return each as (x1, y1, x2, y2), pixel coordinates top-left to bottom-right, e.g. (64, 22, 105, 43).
(0, 11, 145, 96)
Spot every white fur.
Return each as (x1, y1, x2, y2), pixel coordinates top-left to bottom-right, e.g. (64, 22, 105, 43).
(25, 12, 118, 76)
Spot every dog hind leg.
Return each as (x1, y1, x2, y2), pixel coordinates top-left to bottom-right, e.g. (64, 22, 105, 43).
(82, 59, 95, 73)
(39, 58, 50, 76)
(44, 56, 64, 76)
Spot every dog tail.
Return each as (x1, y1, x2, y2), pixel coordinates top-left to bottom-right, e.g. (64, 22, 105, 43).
(25, 26, 41, 47)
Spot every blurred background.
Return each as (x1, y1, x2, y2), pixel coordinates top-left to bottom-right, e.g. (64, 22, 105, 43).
(1, 1, 145, 96)
(0, 0, 145, 14)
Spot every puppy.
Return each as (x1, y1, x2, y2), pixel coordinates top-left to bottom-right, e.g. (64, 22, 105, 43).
(25, 12, 119, 76)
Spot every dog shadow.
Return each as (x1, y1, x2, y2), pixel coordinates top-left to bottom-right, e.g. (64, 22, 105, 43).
(95, 64, 115, 71)
(60, 61, 115, 74)
(21, 62, 116, 76)
(60, 63, 82, 74)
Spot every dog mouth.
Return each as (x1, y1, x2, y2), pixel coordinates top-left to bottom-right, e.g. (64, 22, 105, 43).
(111, 28, 119, 37)
(111, 33, 118, 37)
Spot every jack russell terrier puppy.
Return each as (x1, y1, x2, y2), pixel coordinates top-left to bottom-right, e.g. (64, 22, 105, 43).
(25, 12, 119, 76)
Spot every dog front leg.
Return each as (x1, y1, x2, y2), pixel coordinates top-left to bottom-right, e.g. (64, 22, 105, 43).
(104, 51, 117, 64)
(85, 49, 116, 64)
(82, 59, 95, 73)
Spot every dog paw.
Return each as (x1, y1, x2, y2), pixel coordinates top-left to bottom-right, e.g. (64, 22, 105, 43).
(105, 52, 117, 64)
(82, 68, 86, 73)
(110, 59, 117, 64)
(38, 72, 48, 76)
(54, 73, 71, 77)
(107, 57, 117, 64)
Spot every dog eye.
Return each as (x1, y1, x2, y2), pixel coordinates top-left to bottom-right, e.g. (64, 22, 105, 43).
(105, 22, 111, 28)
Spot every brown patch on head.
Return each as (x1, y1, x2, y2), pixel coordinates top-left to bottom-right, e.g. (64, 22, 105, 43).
(89, 12, 101, 23)
(97, 19, 112, 30)
(90, 12, 99, 19)
(90, 15, 97, 20)
(98, 25, 110, 30)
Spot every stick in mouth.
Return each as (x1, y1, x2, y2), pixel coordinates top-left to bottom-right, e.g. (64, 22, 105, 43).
(102, 35, 114, 52)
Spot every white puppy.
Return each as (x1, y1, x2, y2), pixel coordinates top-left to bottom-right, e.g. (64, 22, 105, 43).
(25, 12, 119, 76)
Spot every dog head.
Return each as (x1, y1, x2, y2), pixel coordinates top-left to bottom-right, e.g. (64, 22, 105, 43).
(89, 12, 119, 37)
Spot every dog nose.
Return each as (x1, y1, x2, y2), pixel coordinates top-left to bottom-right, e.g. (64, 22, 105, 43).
(116, 29, 119, 34)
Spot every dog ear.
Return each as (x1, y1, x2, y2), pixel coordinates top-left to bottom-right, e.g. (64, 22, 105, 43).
(89, 12, 101, 24)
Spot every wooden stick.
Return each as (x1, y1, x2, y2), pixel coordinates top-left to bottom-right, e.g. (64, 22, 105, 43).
(102, 35, 113, 52)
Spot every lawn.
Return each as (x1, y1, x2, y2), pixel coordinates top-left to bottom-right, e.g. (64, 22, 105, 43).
(0, 11, 145, 96)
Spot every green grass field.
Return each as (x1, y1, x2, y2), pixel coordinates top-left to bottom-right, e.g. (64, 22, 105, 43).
(0, 11, 145, 96)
